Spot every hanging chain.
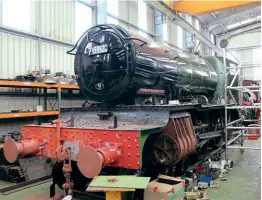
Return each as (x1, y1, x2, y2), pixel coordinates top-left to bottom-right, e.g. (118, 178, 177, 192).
(62, 148, 74, 197)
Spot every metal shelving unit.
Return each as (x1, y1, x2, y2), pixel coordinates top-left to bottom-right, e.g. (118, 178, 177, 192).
(223, 48, 261, 161)
(0, 81, 80, 119)
(0, 111, 60, 119)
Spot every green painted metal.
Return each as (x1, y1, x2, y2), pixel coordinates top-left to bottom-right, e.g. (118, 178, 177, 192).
(204, 56, 226, 104)
(204, 56, 240, 104)
(139, 127, 164, 167)
(169, 189, 185, 200)
(89, 176, 150, 189)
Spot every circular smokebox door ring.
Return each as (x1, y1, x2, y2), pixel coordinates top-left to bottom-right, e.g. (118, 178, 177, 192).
(220, 39, 228, 49)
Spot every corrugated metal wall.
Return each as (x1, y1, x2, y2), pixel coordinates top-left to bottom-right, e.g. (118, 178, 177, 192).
(0, 32, 73, 79)
(0, 0, 75, 79)
(38, 0, 74, 43)
(40, 42, 74, 75)
(0, 0, 78, 135)
(0, 32, 39, 79)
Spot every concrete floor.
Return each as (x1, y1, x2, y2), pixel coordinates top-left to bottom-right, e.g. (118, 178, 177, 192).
(207, 138, 261, 200)
(0, 138, 260, 200)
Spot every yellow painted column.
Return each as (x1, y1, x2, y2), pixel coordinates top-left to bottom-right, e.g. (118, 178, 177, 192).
(105, 191, 122, 200)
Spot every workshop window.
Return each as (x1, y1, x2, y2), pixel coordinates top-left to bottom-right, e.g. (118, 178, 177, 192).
(75, 1, 93, 42)
(163, 23, 168, 41)
(195, 38, 201, 52)
(177, 25, 183, 49)
(211, 33, 215, 44)
(185, 14, 193, 25)
(195, 19, 200, 31)
(185, 31, 193, 48)
(107, 0, 119, 16)
(2, 0, 31, 32)
(138, 0, 147, 38)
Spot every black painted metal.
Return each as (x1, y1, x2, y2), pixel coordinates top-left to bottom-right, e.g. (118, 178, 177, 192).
(72, 24, 218, 103)
(59, 110, 170, 130)
(60, 103, 201, 113)
(198, 131, 223, 139)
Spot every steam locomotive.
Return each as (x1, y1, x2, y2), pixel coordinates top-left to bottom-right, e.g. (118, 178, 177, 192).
(4, 24, 239, 199)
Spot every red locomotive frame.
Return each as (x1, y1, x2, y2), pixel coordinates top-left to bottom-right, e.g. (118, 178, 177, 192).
(4, 119, 141, 178)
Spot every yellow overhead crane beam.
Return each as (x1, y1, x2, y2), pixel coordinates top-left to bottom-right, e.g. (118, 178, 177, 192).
(163, 0, 261, 15)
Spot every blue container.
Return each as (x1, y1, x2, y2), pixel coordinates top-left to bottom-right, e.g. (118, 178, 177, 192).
(199, 175, 213, 183)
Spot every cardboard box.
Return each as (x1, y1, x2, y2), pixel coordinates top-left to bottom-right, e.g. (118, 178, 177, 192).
(144, 175, 185, 200)
(184, 191, 209, 200)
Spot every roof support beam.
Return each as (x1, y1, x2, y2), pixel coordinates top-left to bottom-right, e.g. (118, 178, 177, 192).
(211, 13, 228, 32)
(220, 23, 261, 39)
(208, 7, 255, 31)
(147, 0, 222, 55)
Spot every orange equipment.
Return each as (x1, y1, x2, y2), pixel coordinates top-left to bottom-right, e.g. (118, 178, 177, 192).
(4, 138, 40, 163)
(163, 0, 260, 15)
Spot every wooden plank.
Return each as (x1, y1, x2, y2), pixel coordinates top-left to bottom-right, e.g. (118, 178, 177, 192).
(87, 186, 135, 192)
(89, 176, 150, 189)
(0, 111, 59, 119)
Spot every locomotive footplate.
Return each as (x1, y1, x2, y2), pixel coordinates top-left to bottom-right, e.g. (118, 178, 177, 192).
(59, 110, 170, 131)
(61, 103, 201, 112)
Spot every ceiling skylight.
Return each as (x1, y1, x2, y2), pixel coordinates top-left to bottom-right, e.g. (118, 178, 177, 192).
(226, 16, 261, 30)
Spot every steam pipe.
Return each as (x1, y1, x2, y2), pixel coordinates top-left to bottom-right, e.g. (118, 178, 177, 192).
(52, 119, 61, 149)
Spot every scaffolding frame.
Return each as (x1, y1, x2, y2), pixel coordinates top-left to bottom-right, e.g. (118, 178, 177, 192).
(223, 48, 261, 161)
